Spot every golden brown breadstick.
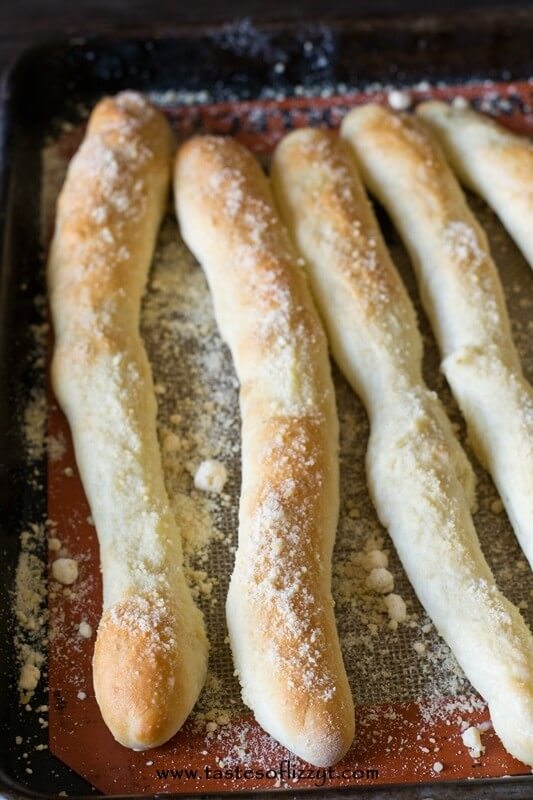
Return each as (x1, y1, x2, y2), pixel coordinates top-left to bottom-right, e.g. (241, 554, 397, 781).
(174, 135, 354, 767)
(417, 100, 533, 270)
(341, 105, 533, 576)
(272, 127, 533, 766)
(48, 92, 208, 750)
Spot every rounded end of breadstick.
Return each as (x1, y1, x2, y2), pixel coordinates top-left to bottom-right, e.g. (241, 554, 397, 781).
(340, 103, 391, 138)
(415, 99, 449, 115)
(228, 584, 355, 767)
(88, 91, 175, 156)
(490, 680, 533, 766)
(243, 660, 355, 767)
(93, 594, 208, 750)
(286, 697, 355, 767)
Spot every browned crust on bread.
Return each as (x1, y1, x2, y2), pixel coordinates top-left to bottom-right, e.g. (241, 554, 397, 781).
(271, 128, 422, 383)
(49, 94, 208, 750)
(94, 595, 206, 749)
(341, 104, 515, 356)
(175, 135, 354, 766)
(49, 92, 174, 329)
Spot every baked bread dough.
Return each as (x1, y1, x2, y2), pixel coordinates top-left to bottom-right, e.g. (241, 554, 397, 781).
(341, 105, 533, 575)
(48, 92, 209, 750)
(272, 126, 533, 766)
(174, 134, 355, 767)
(417, 100, 533, 270)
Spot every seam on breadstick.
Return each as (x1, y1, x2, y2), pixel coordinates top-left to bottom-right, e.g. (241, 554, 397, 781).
(416, 100, 533, 271)
(174, 135, 354, 767)
(48, 92, 208, 750)
(341, 105, 533, 577)
(271, 127, 533, 766)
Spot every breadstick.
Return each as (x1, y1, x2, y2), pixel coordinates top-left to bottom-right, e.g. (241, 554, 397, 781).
(417, 100, 533, 270)
(48, 92, 208, 750)
(174, 135, 354, 767)
(271, 127, 533, 766)
(341, 105, 533, 573)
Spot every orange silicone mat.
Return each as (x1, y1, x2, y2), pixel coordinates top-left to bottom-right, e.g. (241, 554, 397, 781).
(45, 80, 533, 795)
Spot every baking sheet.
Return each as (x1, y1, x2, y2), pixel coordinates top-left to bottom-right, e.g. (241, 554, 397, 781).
(24, 80, 532, 795)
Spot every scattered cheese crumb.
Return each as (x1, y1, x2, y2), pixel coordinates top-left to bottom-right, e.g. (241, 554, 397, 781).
(461, 725, 485, 758)
(490, 499, 504, 514)
(194, 460, 228, 494)
(78, 621, 92, 639)
(384, 593, 407, 623)
(362, 549, 388, 571)
(432, 761, 443, 773)
(163, 432, 181, 452)
(364, 535, 384, 552)
(77, 691, 87, 700)
(51, 557, 79, 585)
(63, 466, 74, 477)
(388, 89, 411, 110)
(48, 537, 61, 551)
(15, 736, 23, 745)
(452, 95, 470, 109)
(413, 641, 426, 655)
(19, 663, 40, 691)
(365, 567, 394, 594)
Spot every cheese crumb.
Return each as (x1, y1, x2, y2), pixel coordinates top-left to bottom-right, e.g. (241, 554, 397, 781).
(413, 641, 426, 655)
(364, 535, 384, 552)
(163, 432, 181, 452)
(48, 537, 61, 551)
(365, 567, 394, 594)
(388, 89, 411, 110)
(384, 593, 407, 623)
(19, 663, 40, 691)
(432, 761, 443, 773)
(461, 725, 485, 758)
(361, 549, 388, 571)
(51, 558, 79, 585)
(77, 690, 87, 700)
(452, 95, 470, 109)
(78, 621, 93, 639)
(194, 460, 228, 494)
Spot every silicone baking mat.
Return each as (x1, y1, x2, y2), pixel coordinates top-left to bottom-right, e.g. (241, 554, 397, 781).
(42, 80, 533, 795)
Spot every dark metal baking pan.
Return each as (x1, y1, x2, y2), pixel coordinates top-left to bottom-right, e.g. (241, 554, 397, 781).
(1, 10, 533, 799)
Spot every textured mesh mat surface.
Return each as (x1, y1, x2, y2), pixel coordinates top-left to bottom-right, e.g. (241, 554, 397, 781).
(40, 83, 533, 794)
